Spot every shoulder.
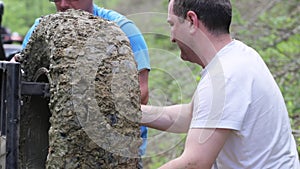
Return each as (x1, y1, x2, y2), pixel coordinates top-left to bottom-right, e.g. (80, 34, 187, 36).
(93, 4, 125, 23)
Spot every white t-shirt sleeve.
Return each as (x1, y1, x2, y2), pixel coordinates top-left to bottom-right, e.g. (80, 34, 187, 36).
(191, 57, 251, 131)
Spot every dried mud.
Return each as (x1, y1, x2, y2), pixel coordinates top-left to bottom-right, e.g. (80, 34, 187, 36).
(19, 9, 141, 169)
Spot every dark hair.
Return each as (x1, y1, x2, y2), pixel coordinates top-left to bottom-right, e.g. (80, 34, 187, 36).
(171, 0, 232, 35)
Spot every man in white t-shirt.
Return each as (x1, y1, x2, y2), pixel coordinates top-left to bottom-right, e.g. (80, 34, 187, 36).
(140, 0, 300, 168)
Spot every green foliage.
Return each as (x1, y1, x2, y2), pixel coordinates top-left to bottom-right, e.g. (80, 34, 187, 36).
(147, 48, 200, 105)
(94, 0, 120, 9)
(144, 34, 178, 53)
(250, 1, 300, 122)
(2, 0, 56, 36)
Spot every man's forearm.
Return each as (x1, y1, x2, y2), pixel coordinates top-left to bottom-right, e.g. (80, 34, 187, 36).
(140, 104, 192, 133)
(159, 157, 183, 169)
(139, 69, 149, 105)
(158, 157, 212, 169)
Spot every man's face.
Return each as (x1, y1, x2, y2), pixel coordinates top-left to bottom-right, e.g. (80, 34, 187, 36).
(53, 0, 93, 13)
(167, 0, 199, 64)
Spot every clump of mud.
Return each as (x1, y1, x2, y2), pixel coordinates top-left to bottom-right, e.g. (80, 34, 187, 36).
(20, 9, 142, 169)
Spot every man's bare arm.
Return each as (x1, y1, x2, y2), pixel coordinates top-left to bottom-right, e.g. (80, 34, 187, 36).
(159, 128, 231, 169)
(139, 69, 149, 105)
(140, 103, 193, 133)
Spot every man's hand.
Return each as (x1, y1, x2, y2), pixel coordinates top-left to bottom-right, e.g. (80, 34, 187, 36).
(10, 53, 21, 62)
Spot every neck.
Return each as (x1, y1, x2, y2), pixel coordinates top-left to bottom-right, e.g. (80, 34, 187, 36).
(211, 33, 232, 53)
(195, 33, 232, 68)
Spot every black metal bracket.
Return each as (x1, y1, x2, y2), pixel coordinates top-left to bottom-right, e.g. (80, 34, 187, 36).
(0, 61, 50, 169)
(21, 82, 50, 98)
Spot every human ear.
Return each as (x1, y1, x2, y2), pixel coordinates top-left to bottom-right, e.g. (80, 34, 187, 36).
(186, 11, 199, 33)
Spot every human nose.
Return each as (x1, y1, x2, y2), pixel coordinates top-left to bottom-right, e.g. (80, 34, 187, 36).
(170, 33, 176, 43)
(58, 0, 71, 11)
(60, 0, 70, 5)
(170, 37, 176, 43)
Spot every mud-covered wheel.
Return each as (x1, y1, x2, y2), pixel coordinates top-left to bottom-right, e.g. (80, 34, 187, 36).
(20, 9, 142, 169)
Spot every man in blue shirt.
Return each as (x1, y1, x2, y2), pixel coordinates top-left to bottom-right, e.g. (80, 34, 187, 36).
(22, 0, 150, 168)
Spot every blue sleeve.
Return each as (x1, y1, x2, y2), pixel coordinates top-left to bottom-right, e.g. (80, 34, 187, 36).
(117, 19, 151, 71)
(93, 4, 150, 71)
(22, 18, 41, 49)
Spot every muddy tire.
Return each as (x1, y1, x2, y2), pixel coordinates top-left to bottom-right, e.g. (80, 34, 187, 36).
(20, 9, 141, 169)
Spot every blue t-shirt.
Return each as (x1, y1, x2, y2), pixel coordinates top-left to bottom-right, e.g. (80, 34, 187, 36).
(22, 4, 150, 155)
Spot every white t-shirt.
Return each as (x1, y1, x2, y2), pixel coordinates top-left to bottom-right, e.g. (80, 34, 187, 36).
(191, 40, 300, 169)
